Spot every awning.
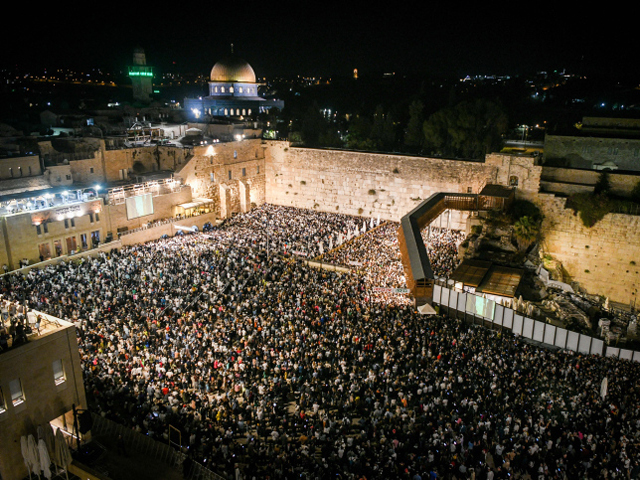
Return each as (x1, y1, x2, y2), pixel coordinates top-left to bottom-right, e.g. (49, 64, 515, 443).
(178, 198, 213, 209)
(418, 303, 437, 315)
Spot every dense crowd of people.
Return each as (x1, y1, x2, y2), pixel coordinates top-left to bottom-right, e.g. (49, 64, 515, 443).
(1, 204, 639, 480)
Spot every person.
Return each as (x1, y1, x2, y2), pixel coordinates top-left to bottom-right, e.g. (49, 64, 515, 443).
(0, 203, 639, 480)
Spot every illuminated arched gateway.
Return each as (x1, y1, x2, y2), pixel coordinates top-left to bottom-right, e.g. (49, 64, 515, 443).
(184, 47, 284, 120)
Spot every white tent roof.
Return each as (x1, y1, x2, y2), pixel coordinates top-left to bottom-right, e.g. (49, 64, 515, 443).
(418, 303, 437, 315)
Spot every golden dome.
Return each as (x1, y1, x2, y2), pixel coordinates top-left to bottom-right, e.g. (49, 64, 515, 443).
(210, 56, 256, 83)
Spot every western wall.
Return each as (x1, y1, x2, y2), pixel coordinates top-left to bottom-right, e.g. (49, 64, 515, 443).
(257, 142, 640, 306)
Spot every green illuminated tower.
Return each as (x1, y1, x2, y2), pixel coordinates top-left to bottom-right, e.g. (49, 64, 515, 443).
(128, 46, 154, 104)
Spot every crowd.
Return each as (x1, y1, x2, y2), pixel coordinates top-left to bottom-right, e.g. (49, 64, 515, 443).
(421, 227, 466, 279)
(1, 204, 639, 480)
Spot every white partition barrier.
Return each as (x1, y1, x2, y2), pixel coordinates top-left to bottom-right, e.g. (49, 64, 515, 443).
(503, 308, 514, 329)
(513, 314, 524, 335)
(433, 284, 442, 304)
(590, 338, 604, 356)
(457, 292, 467, 313)
(533, 321, 545, 343)
(522, 317, 534, 339)
(566, 331, 580, 352)
(441, 288, 450, 309)
(494, 304, 504, 327)
(606, 347, 620, 357)
(578, 334, 592, 354)
(543, 324, 556, 346)
(431, 288, 640, 361)
(449, 290, 458, 309)
(554, 328, 568, 349)
(620, 349, 633, 361)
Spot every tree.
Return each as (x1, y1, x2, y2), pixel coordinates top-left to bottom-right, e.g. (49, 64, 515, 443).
(403, 99, 424, 153)
(513, 216, 539, 252)
(369, 105, 397, 151)
(423, 98, 508, 159)
(594, 171, 612, 195)
(631, 179, 640, 204)
(300, 102, 328, 147)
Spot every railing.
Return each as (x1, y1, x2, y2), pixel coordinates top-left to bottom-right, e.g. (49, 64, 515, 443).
(90, 413, 227, 480)
(107, 179, 184, 205)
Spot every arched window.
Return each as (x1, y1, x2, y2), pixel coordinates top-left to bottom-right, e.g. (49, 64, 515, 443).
(221, 86, 225, 93)
(229, 86, 234, 93)
(238, 86, 243, 93)
(248, 109, 252, 115)
(224, 108, 229, 116)
(242, 109, 246, 116)
(214, 86, 218, 93)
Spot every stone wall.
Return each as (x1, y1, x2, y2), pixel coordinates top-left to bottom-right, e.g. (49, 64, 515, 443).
(100, 145, 192, 182)
(175, 139, 266, 218)
(0, 155, 41, 180)
(541, 166, 640, 196)
(264, 143, 506, 224)
(544, 134, 640, 171)
(535, 193, 640, 305)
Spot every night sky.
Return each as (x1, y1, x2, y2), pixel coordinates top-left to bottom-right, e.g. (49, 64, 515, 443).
(4, 6, 639, 81)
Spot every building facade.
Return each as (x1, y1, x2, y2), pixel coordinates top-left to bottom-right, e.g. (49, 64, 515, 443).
(0, 311, 87, 480)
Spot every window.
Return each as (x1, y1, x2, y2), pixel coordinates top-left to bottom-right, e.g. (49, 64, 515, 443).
(70, 218, 75, 228)
(210, 172, 215, 182)
(36, 224, 42, 235)
(53, 359, 66, 385)
(43, 223, 48, 234)
(66, 174, 72, 180)
(467, 187, 473, 193)
(257, 165, 260, 174)
(228, 170, 232, 180)
(89, 213, 94, 223)
(95, 213, 100, 222)
(509, 176, 519, 187)
(242, 168, 246, 177)
(90, 167, 94, 173)
(229, 86, 234, 93)
(233, 150, 238, 159)
(9, 379, 25, 406)
(64, 219, 69, 229)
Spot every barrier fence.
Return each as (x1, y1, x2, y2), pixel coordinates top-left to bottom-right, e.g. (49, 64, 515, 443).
(432, 283, 640, 362)
(90, 413, 227, 480)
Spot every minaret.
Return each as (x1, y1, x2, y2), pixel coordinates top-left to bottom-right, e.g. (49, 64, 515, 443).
(128, 46, 154, 104)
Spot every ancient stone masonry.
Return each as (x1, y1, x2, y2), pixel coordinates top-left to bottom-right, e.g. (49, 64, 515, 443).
(265, 144, 501, 223)
(536, 192, 640, 305)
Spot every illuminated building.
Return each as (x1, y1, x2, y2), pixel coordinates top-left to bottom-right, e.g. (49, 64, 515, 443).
(128, 46, 154, 104)
(184, 46, 284, 120)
